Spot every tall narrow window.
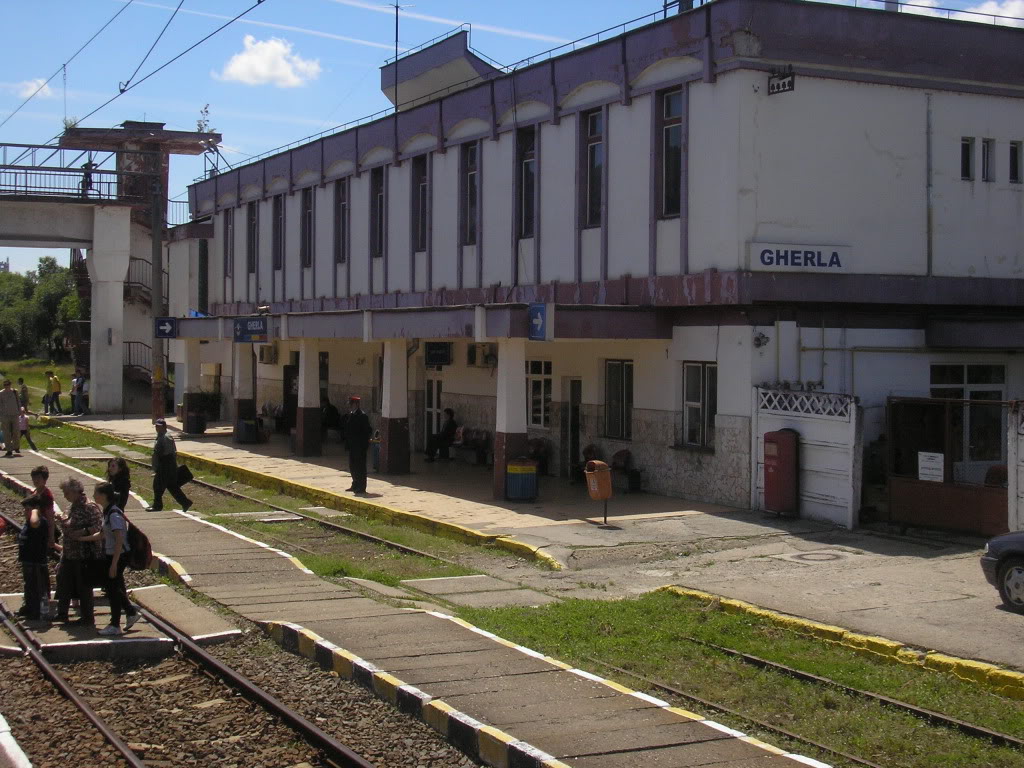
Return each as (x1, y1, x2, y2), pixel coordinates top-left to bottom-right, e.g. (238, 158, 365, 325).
(271, 194, 284, 270)
(1010, 141, 1022, 184)
(412, 155, 429, 252)
(300, 187, 314, 268)
(197, 238, 209, 314)
(982, 139, 995, 182)
(605, 360, 634, 440)
(660, 89, 683, 216)
(246, 201, 258, 275)
(333, 178, 349, 263)
(460, 142, 478, 246)
(583, 110, 604, 228)
(517, 126, 536, 239)
(223, 207, 234, 277)
(370, 166, 385, 258)
(526, 360, 553, 428)
(682, 362, 717, 449)
(961, 137, 975, 181)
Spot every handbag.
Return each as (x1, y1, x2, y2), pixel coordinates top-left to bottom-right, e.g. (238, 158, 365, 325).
(176, 464, 194, 486)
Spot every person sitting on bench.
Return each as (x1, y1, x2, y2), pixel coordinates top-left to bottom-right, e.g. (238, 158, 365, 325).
(425, 408, 458, 462)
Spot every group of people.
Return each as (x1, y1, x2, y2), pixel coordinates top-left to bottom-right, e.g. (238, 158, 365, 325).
(0, 379, 36, 457)
(17, 462, 139, 636)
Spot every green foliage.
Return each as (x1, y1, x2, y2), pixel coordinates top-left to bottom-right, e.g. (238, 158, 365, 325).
(0, 257, 83, 358)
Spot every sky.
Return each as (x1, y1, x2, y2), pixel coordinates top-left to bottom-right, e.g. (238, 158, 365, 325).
(1, 0, 1022, 274)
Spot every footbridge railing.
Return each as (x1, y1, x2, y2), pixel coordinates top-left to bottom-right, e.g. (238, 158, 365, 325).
(0, 142, 155, 203)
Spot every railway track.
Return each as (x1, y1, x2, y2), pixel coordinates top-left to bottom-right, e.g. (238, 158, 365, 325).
(0, 507, 376, 768)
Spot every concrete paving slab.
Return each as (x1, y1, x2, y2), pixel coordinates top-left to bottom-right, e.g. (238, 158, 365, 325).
(48, 447, 114, 460)
(441, 588, 558, 607)
(129, 585, 239, 642)
(216, 591, 359, 608)
(449, 690, 658, 728)
(241, 601, 411, 623)
(562, 740, 791, 767)
(518, 720, 728, 759)
(102, 445, 150, 461)
(392, 654, 558, 686)
(300, 506, 350, 518)
(343, 577, 415, 599)
(438, 670, 621, 703)
(355, 637, 498, 660)
(189, 571, 315, 588)
(401, 574, 515, 595)
(217, 511, 303, 522)
(203, 583, 348, 600)
(179, 557, 303, 575)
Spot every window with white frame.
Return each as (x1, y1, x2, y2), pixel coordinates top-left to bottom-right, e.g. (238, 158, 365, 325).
(660, 89, 683, 217)
(526, 360, 552, 428)
(370, 166, 385, 258)
(605, 360, 633, 440)
(460, 141, 478, 246)
(682, 362, 717, 449)
(517, 126, 537, 239)
(412, 154, 429, 252)
(583, 109, 604, 228)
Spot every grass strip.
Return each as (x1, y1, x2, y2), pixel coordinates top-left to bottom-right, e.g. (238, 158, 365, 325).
(458, 592, 1024, 768)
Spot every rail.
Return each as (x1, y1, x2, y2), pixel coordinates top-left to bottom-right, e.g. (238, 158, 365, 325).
(124, 340, 156, 375)
(167, 199, 191, 226)
(0, 142, 157, 203)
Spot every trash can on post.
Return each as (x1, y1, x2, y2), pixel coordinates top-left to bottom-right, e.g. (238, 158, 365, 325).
(585, 460, 612, 501)
(505, 458, 539, 501)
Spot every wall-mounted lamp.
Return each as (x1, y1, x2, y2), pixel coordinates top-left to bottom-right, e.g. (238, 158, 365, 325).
(753, 331, 771, 348)
(256, 305, 271, 315)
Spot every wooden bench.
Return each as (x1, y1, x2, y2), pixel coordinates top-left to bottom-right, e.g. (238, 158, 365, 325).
(451, 427, 492, 465)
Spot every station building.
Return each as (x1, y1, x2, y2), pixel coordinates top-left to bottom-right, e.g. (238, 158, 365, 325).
(167, 0, 1024, 534)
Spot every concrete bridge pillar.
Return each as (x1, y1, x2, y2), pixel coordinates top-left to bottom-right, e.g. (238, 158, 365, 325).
(379, 339, 409, 474)
(493, 338, 528, 499)
(86, 206, 131, 413)
(294, 338, 321, 456)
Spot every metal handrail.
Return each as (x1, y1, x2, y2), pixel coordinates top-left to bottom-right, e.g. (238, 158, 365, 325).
(1, 142, 156, 203)
(383, 23, 470, 65)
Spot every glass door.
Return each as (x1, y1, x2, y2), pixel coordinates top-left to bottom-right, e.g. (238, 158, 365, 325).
(425, 370, 443, 443)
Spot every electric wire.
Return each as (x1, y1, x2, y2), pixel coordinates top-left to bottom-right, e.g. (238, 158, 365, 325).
(70, 0, 271, 130)
(119, 0, 186, 93)
(0, 0, 137, 132)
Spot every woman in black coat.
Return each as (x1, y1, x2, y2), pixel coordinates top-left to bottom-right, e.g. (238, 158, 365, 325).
(106, 458, 132, 510)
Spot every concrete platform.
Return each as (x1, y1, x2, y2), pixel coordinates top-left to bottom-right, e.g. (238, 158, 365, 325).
(442, 588, 558, 607)
(401, 575, 513, 595)
(1, 585, 239, 661)
(48, 448, 114, 460)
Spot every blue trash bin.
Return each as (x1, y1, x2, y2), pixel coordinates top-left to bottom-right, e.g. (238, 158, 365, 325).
(505, 458, 538, 501)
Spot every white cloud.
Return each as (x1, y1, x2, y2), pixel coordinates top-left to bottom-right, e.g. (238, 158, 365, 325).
(15, 78, 53, 99)
(215, 36, 322, 88)
(961, 1, 1024, 26)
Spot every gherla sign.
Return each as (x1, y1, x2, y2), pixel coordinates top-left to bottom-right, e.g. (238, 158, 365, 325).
(749, 243, 851, 272)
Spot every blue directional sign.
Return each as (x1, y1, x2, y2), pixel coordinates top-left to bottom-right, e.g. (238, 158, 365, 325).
(154, 317, 177, 339)
(528, 303, 547, 341)
(233, 316, 269, 343)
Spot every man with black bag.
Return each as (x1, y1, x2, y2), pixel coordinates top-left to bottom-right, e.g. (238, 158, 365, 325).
(147, 418, 193, 512)
(340, 395, 371, 494)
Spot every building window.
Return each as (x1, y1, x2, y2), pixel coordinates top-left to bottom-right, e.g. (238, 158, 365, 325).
(517, 126, 536, 239)
(583, 109, 604, 228)
(197, 238, 209, 314)
(271, 194, 284, 270)
(223, 208, 234, 277)
(333, 178, 349, 264)
(605, 360, 633, 440)
(961, 137, 975, 181)
(660, 89, 683, 217)
(982, 139, 995, 182)
(930, 364, 1007, 469)
(682, 362, 717, 449)
(245, 201, 258, 275)
(370, 166, 385, 258)
(300, 187, 314, 268)
(460, 142, 478, 246)
(1010, 141, 1022, 184)
(413, 155, 429, 252)
(526, 360, 552, 428)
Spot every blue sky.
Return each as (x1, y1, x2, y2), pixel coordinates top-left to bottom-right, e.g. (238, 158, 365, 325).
(1, 0, 1020, 273)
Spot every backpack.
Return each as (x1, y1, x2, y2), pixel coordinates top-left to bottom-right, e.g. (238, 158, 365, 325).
(124, 516, 153, 570)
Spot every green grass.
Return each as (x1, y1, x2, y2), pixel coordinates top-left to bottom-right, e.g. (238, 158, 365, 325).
(0, 359, 75, 403)
(297, 551, 473, 587)
(458, 593, 1024, 768)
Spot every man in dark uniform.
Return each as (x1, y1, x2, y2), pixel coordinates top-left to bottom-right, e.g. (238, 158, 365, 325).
(148, 418, 193, 512)
(341, 396, 371, 494)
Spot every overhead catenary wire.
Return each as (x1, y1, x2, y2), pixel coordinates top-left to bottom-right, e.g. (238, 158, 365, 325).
(119, 0, 186, 93)
(0, 0, 137, 132)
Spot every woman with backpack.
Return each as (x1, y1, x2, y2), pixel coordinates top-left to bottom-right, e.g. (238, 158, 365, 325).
(106, 457, 132, 511)
(55, 478, 102, 626)
(84, 482, 139, 636)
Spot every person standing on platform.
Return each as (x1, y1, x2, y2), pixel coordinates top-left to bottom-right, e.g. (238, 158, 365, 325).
(341, 395, 371, 494)
(17, 378, 29, 411)
(48, 372, 63, 415)
(147, 418, 192, 512)
(0, 379, 21, 457)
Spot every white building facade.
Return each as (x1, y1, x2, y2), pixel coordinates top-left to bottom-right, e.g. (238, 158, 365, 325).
(169, 0, 1024, 534)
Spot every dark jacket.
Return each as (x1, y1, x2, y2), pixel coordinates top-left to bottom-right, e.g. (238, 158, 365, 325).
(152, 432, 178, 480)
(110, 473, 131, 511)
(341, 409, 372, 452)
(439, 417, 458, 444)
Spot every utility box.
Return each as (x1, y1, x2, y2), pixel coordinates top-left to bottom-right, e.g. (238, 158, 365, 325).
(764, 429, 799, 516)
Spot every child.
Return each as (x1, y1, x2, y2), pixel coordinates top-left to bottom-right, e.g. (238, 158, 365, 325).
(30, 466, 57, 618)
(16, 495, 48, 621)
(19, 408, 36, 451)
(17, 378, 29, 411)
(86, 482, 139, 636)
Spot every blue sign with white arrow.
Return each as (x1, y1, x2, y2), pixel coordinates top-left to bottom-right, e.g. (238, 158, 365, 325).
(154, 317, 177, 339)
(528, 303, 547, 341)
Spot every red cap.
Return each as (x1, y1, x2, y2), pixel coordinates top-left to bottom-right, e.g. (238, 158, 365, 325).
(349, 395, 361, 402)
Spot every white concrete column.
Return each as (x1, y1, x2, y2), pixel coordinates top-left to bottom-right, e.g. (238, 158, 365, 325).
(231, 342, 255, 420)
(86, 206, 131, 413)
(180, 339, 202, 394)
(380, 340, 409, 473)
(295, 338, 321, 456)
(493, 337, 528, 498)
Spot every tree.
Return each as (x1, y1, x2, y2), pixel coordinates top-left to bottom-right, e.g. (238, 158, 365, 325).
(0, 255, 83, 360)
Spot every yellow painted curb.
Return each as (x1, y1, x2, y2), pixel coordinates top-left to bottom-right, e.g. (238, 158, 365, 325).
(50, 418, 563, 570)
(478, 726, 515, 768)
(660, 585, 1024, 700)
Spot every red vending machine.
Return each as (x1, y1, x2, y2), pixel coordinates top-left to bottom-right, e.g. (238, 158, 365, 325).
(764, 429, 799, 517)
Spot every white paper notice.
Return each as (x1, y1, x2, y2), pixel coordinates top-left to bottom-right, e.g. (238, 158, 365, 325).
(918, 452, 944, 483)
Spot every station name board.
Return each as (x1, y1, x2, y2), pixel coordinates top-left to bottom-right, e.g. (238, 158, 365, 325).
(749, 243, 851, 272)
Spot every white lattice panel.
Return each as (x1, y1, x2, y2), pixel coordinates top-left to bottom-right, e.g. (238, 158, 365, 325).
(758, 389, 853, 420)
